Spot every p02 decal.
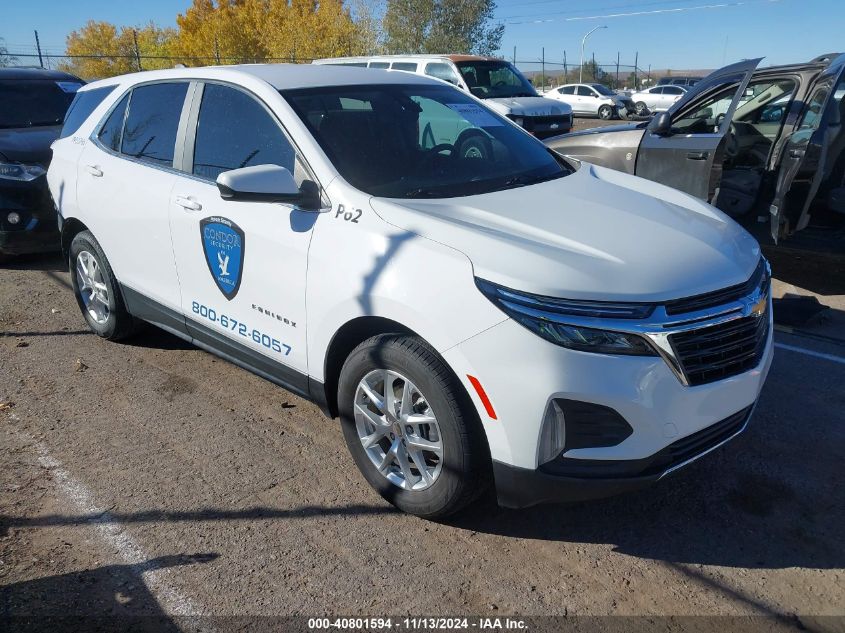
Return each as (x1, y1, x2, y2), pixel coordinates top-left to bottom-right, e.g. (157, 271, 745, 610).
(192, 301, 291, 356)
(200, 216, 245, 300)
(335, 204, 362, 223)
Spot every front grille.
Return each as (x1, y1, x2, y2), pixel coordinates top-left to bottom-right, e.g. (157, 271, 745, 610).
(670, 308, 769, 386)
(522, 114, 572, 139)
(665, 259, 767, 315)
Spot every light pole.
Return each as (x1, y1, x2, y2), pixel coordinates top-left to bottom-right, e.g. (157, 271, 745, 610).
(580, 25, 607, 83)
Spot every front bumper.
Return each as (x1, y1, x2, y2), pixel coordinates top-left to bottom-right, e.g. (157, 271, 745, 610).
(0, 177, 60, 256)
(442, 299, 774, 508)
(493, 405, 753, 508)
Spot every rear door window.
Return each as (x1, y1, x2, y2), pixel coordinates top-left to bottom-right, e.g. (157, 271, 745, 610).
(121, 82, 188, 167)
(368, 62, 390, 69)
(60, 86, 112, 139)
(561, 86, 576, 95)
(391, 62, 418, 72)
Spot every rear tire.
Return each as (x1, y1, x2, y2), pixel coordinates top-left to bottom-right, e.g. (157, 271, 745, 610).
(338, 334, 491, 519)
(69, 231, 138, 341)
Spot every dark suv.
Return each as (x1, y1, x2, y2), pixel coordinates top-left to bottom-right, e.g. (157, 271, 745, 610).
(547, 54, 845, 248)
(657, 76, 703, 87)
(0, 68, 83, 260)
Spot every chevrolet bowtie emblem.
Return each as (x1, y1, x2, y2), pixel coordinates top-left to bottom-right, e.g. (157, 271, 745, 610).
(750, 293, 767, 318)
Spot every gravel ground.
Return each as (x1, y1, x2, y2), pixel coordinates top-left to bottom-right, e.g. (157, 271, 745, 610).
(1, 253, 843, 630)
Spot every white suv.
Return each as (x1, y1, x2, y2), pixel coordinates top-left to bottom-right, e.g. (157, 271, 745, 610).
(48, 64, 773, 518)
(313, 55, 573, 138)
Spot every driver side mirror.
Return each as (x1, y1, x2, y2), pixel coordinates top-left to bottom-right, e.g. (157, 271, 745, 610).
(216, 164, 320, 210)
(649, 111, 674, 136)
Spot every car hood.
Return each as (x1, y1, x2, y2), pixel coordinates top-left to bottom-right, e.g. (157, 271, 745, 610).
(552, 122, 644, 142)
(370, 163, 760, 302)
(484, 96, 572, 116)
(0, 126, 62, 165)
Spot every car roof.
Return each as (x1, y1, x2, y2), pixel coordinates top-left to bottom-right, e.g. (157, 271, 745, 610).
(0, 67, 83, 82)
(80, 63, 441, 92)
(315, 54, 498, 63)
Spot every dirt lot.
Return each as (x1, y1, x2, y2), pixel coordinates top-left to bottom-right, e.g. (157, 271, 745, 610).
(1, 252, 843, 631)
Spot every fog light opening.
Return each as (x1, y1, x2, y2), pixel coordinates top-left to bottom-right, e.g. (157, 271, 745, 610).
(7, 212, 21, 225)
(538, 400, 566, 465)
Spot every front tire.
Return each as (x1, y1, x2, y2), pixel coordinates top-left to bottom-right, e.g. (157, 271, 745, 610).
(635, 101, 649, 116)
(598, 105, 614, 120)
(338, 334, 490, 518)
(69, 231, 137, 340)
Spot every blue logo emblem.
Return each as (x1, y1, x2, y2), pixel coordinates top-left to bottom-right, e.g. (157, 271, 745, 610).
(200, 216, 245, 300)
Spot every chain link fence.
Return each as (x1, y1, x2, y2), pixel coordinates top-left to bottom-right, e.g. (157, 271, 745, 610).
(4, 50, 657, 90)
(512, 59, 655, 93)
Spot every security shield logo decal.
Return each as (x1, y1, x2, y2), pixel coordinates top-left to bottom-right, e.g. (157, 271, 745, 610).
(200, 217, 245, 300)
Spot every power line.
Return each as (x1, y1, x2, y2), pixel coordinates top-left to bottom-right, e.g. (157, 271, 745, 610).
(498, 0, 721, 19)
(504, 0, 783, 24)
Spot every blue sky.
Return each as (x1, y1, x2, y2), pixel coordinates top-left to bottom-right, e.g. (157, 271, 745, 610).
(2, 0, 838, 71)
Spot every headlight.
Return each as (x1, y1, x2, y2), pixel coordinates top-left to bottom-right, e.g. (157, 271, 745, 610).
(0, 162, 47, 182)
(476, 278, 657, 356)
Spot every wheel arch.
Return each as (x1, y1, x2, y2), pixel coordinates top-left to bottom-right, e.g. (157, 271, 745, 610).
(60, 217, 90, 261)
(320, 316, 415, 418)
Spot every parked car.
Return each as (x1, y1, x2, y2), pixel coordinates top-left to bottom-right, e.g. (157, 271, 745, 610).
(657, 76, 703, 87)
(630, 85, 687, 115)
(546, 83, 636, 119)
(313, 55, 572, 138)
(546, 54, 845, 246)
(0, 68, 84, 261)
(48, 64, 771, 517)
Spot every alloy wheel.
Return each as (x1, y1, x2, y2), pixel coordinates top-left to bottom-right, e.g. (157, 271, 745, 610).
(354, 369, 444, 491)
(75, 250, 110, 325)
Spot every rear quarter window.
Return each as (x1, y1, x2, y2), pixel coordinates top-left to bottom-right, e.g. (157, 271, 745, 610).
(60, 86, 114, 139)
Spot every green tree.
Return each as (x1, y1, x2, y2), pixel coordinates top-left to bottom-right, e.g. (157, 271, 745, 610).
(384, 0, 503, 55)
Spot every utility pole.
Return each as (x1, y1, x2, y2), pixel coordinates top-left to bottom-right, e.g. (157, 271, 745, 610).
(634, 51, 639, 89)
(513, 46, 516, 64)
(34, 30, 43, 68)
(214, 35, 221, 64)
(132, 29, 142, 71)
(616, 51, 620, 88)
(579, 25, 606, 83)
(541, 47, 545, 93)
(563, 50, 567, 82)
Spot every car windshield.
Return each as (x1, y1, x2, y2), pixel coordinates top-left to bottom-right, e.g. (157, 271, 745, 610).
(0, 79, 80, 129)
(283, 84, 573, 199)
(453, 60, 537, 99)
(590, 84, 615, 96)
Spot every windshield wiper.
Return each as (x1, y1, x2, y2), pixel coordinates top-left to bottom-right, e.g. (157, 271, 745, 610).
(403, 187, 445, 198)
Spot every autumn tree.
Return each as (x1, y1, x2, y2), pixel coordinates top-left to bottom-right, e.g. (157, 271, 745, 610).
(383, 0, 503, 55)
(60, 21, 176, 79)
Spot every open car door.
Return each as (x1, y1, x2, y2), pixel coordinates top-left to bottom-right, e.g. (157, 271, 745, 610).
(635, 58, 762, 200)
(770, 54, 845, 242)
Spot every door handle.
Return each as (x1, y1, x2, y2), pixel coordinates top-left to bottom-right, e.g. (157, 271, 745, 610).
(789, 149, 805, 159)
(174, 195, 202, 211)
(686, 151, 709, 161)
(85, 164, 103, 177)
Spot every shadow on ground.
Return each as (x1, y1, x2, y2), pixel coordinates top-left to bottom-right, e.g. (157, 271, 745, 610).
(0, 553, 217, 631)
